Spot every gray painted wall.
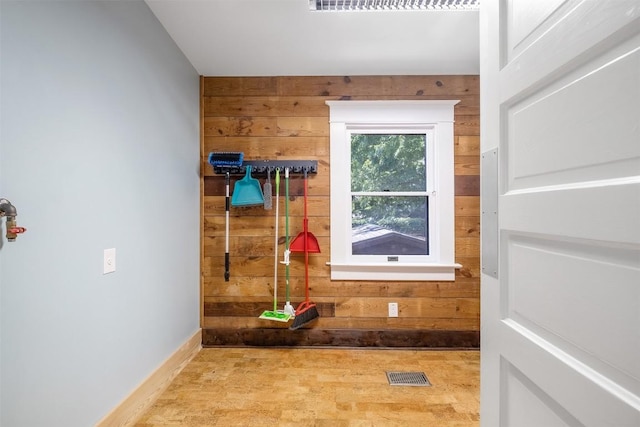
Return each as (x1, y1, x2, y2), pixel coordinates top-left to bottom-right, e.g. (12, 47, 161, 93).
(0, 1, 200, 425)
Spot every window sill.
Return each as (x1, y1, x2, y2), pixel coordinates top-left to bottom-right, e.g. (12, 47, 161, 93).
(327, 262, 462, 281)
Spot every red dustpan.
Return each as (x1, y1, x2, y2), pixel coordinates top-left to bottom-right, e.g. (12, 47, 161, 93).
(290, 169, 320, 253)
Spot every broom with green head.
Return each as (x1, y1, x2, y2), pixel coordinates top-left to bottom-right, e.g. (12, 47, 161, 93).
(259, 169, 292, 323)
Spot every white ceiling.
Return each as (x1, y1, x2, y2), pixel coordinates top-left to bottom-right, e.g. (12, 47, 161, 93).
(145, 0, 480, 76)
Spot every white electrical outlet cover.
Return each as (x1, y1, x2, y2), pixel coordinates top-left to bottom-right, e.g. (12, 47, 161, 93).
(389, 302, 399, 317)
(104, 248, 116, 274)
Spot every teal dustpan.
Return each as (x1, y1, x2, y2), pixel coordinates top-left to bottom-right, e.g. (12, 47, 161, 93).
(231, 165, 264, 207)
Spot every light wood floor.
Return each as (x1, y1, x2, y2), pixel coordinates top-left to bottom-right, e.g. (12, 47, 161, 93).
(135, 348, 479, 426)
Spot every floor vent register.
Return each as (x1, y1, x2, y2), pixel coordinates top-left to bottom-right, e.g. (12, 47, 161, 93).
(385, 371, 432, 387)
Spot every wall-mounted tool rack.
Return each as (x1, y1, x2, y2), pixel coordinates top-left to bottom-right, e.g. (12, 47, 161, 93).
(211, 160, 318, 175)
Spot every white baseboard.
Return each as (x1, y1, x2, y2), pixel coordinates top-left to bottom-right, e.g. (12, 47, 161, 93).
(96, 329, 202, 427)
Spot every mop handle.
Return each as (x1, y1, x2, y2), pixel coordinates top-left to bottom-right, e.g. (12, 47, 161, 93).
(273, 169, 280, 311)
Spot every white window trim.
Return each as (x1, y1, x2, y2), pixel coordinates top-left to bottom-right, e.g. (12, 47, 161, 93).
(327, 100, 461, 281)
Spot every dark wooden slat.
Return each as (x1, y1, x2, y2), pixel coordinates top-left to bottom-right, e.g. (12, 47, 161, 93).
(455, 175, 480, 196)
(203, 315, 481, 331)
(202, 328, 480, 348)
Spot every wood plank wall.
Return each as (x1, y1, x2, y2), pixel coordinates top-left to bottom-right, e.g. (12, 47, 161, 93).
(200, 76, 480, 348)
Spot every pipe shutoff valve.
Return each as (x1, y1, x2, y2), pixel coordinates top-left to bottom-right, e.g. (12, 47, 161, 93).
(0, 198, 27, 242)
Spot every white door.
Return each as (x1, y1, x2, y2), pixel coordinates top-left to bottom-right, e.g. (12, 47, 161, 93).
(480, 1, 640, 426)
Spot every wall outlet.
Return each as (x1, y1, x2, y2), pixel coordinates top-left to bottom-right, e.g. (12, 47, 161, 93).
(388, 302, 399, 317)
(103, 248, 116, 274)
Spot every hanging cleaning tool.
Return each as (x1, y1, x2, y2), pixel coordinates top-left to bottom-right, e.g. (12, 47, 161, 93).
(224, 172, 231, 280)
(263, 168, 273, 210)
(280, 168, 296, 317)
(290, 168, 320, 330)
(290, 169, 321, 253)
(208, 151, 244, 168)
(231, 165, 264, 207)
(259, 169, 292, 323)
(208, 152, 244, 281)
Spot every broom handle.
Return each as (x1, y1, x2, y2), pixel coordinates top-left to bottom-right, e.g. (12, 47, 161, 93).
(304, 169, 310, 302)
(284, 168, 290, 303)
(304, 219, 309, 302)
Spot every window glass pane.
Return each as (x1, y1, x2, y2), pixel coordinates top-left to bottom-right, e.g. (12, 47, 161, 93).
(351, 134, 427, 192)
(351, 196, 429, 255)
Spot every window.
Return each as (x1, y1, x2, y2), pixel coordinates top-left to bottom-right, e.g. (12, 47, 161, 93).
(351, 131, 432, 257)
(328, 100, 460, 281)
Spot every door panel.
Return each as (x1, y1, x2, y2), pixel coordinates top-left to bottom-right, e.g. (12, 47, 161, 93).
(500, 323, 638, 427)
(507, 37, 640, 191)
(501, 359, 583, 427)
(499, 0, 640, 99)
(505, 0, 569, 62)
(505, 233, 640, 388)
(481, 0, 640, 426)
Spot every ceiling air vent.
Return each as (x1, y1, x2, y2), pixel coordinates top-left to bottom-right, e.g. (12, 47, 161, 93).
(309, 0, 480, 11)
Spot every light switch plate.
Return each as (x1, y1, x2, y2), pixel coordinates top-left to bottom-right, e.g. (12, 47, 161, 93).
(104, 248, 116, 274)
